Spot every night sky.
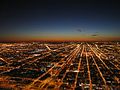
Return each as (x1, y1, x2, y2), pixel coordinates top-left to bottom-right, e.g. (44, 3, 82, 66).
(0, 0, 120, 42)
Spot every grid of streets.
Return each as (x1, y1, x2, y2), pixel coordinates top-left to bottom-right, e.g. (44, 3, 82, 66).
(0, 42, 120, 90)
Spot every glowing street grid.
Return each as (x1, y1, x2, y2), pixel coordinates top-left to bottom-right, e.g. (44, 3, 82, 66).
(0, 42, 120, 90)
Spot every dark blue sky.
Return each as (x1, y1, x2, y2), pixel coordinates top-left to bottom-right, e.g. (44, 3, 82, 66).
(0, 0, 120, 41)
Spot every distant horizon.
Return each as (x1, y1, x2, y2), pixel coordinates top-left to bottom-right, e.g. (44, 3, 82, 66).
(0, 39, 120, 43)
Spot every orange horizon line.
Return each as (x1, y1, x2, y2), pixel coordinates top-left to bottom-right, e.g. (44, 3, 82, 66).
(0, 39, 120, 42)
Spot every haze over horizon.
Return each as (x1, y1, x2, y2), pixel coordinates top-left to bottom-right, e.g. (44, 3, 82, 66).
(0, 0, 120, 42)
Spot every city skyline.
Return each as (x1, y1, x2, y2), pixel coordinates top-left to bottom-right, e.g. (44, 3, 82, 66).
(0, 1, 120, 89)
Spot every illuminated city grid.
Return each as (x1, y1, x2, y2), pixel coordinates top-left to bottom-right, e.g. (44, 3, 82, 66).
(0, 42, 120, 90)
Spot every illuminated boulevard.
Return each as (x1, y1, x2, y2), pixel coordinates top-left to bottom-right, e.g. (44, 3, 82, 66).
(0, 42, 120, 90)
